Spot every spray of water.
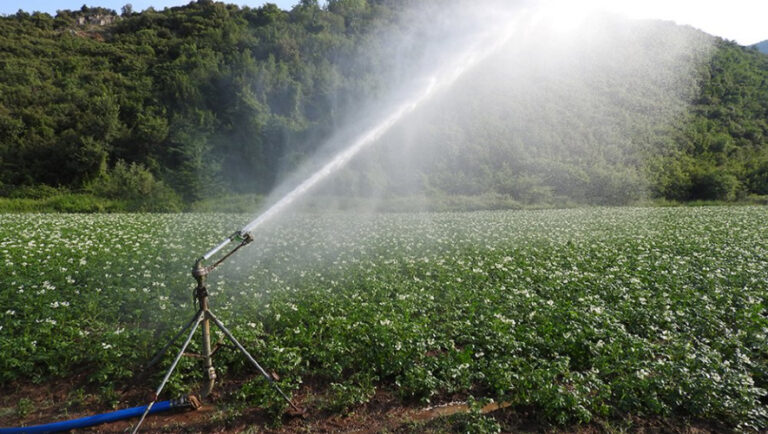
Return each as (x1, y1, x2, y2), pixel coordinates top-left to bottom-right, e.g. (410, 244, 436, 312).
(222, 0, 714, 256)
(241, 11, 528, 235)
(208, 0, 713, 299)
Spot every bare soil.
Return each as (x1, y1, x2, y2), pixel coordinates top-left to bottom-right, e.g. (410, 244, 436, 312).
(0, 377, 725, 433)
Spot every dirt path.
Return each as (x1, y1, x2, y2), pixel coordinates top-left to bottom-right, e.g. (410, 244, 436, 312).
(0, 381, 722, 433)
(0, 380, 517, 434)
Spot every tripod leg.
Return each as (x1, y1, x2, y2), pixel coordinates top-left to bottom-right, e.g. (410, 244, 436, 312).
(126, 312, 199, 392)
(145, 312, 199, 372)
(201, 298, 216, 397)
(131, 309, 204, 434)
(206, 310, 299, 410)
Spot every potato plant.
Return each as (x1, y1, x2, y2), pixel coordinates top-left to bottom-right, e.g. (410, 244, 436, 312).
(1, 207, 766, 429)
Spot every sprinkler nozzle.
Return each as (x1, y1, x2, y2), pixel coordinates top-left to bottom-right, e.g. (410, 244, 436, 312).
(236, 230, 254, 244)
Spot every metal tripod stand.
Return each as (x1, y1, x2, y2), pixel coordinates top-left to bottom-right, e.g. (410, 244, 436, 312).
(131, 235, 298, 433)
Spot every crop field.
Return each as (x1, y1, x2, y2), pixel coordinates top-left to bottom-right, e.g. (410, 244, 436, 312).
(1, 207, 767, 431)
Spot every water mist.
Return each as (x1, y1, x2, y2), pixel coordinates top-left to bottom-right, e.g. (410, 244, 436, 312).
(210, 0, 713, 295)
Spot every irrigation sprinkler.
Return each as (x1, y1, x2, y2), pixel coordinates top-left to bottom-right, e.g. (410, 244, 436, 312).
(131, 229, 300, 433)
(128, 18, 525, 432)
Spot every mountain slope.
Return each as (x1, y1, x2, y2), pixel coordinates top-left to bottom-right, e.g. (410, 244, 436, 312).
(753, 39, 768, 54)
(1, 2, 767, 206)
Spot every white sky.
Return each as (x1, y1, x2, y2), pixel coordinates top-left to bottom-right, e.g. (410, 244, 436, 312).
(0, 0, 766, 45)
(589, 0, 767, 45)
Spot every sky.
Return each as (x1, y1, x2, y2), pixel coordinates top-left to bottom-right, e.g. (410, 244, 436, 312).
(0, 0, 766, 45)
(590, 0, 768, 45)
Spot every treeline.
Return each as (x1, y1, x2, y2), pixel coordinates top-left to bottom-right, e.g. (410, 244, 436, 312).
(1, 0, 395, 210)
(659, 42, 768, 201)
(0, 1, 767, 211)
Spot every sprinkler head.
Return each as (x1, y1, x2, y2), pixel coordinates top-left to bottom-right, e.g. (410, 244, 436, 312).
(237, 230, 254, 244)
(192, 259, 209, 287)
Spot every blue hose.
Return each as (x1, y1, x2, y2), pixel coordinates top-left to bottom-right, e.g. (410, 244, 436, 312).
(0, 399, 182, 433)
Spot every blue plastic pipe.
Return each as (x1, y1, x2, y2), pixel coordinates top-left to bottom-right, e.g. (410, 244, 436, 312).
(0, 400, 176, 433)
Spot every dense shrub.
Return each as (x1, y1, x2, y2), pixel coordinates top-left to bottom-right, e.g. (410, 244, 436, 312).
(689, 168, 741, 201)
(86, 160, 182, 211)
(2, 184, 69, 199)
(746, 159, 768, 195)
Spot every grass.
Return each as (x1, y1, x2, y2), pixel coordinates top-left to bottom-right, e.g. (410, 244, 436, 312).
(0, 194, 126, 213)
(2, 188, 766, 213)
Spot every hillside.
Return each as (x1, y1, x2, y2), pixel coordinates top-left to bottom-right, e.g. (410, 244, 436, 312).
(1, 1, 767, 210)
(754, 40, 768, 54)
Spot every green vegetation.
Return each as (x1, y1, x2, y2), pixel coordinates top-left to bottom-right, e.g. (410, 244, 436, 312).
(0, 185, 127, 212)
(0, 1, 395, 207)
(84, 160, 182, 211)
(1, 208, 766, 429)
(650, 41, 768, 201)
(0, 2, 767, 210)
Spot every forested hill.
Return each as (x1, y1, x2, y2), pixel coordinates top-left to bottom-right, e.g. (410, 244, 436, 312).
(1, 1, 768, 211)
